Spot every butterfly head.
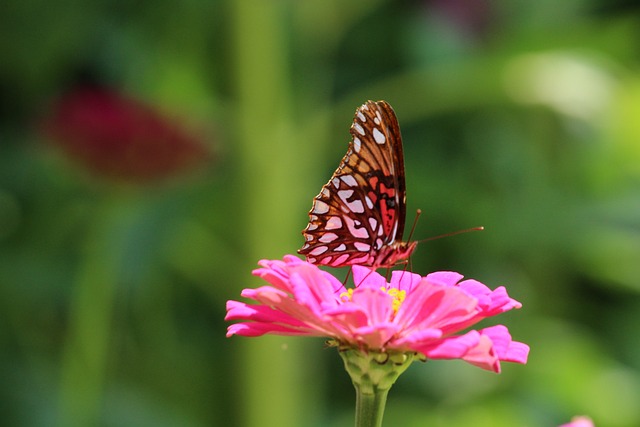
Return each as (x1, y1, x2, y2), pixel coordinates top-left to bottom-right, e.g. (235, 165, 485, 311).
(370, 240, 418, 270)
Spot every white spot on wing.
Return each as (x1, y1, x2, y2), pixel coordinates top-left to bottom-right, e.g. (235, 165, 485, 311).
(341, 175, 358, 187)
(319, 233, 338, 243)
(369, 217, 377, 229)
(326, 216, 343, 230)
(321, 188, 330, 198)
(373, 128, 386, 144)
(354, 123, 365, 136)
(364, 196, 374, 209)
(335, 244, 347, 252)
(390, 221, 398, 243)
(345, 217, 369, 239)
(350, 254, 370, 264)
(374, 112, 382, 124)
(334, 254, 350, 265)
(332, 177, 340, 189)
(310, 246, 328, 255)
(312, 200, 329, 214)
(357, 112, 366, 122)
(354, 242, 371, 252)
(353, 137, 361, 153)
(348, 200, 364, 213)
(338, 189, 354, 202)
(307, 223, 318, 231)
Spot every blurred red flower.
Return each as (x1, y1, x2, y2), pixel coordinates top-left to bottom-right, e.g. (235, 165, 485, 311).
(428, 0, 492, 38)
(41, 86, 211, 182)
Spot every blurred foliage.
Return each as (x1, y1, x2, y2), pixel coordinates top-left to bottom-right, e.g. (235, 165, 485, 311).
(2, 0, 640, 426)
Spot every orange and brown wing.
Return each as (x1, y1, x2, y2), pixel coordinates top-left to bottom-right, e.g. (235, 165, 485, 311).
(298, 100, 407, 267)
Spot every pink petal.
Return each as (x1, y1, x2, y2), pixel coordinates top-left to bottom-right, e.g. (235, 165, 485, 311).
(350, 286, 395, 324)
(395, 280, 477, 332)
(418, 330, 482, 358)
(240, 286, 342, 336)
(352, 265, 386, 288)
(289, 265, 342, 311)
(252, 262, 295, 293)
(253, 256, 345, 295)
(418, 331, 501, 373)
(350, 323, 400, 348)
(480, 325, 530, 364)
(458, 281, 522, 313)
(457, 334, 501, 372)
(225, 301, 307, 327)
(389, 269, 423, 293)
(225, 300, 342, 339)
(559, 416, 594, 427)
(323, 304, 371, 329)
(392, 328, 443, 349)
(425, 271, 464, 286)
(227, 322, 319, 337)
(241, 286, 291, 306)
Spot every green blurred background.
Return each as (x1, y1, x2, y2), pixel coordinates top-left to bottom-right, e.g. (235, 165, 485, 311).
(2, 1, 640, 426)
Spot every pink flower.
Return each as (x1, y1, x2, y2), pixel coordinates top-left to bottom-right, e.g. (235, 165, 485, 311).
(559, 416, 594, 427)
(226, 255, 529, 373)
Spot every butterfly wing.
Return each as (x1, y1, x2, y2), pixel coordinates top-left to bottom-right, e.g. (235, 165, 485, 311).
(298, 100, 407, 267)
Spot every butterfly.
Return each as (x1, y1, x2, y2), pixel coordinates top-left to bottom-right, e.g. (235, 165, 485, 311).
(298, 100, 417, 269)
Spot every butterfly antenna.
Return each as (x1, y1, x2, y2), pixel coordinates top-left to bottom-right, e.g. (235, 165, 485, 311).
(417, 226, 484, 244)
(397, 210, 422, 276)
(406, 209, 422, 242)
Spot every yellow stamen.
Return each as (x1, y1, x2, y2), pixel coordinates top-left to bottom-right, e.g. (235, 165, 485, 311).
(340, 287, 406, 313)
(340, 288, 354, 302)
(382, 287, 406, 313)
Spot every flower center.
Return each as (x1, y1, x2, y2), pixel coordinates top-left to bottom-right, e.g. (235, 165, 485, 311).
(340, 287, 406, 313)
(385, 287, 406, 313)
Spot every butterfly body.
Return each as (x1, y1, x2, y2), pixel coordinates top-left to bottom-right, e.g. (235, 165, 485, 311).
(298, 100, 416, 269)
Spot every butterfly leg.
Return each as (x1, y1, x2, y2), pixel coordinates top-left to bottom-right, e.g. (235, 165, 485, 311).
(353, 268, 378, 287)
(342, 267, 352, 287)
(395, 258, 412, 283)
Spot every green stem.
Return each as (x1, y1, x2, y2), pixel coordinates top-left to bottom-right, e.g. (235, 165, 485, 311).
(355, 385, 389, 427)
(232, 2, 319, 427)
(338, 349, 417, 427)
(57, 194, 127, 426)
